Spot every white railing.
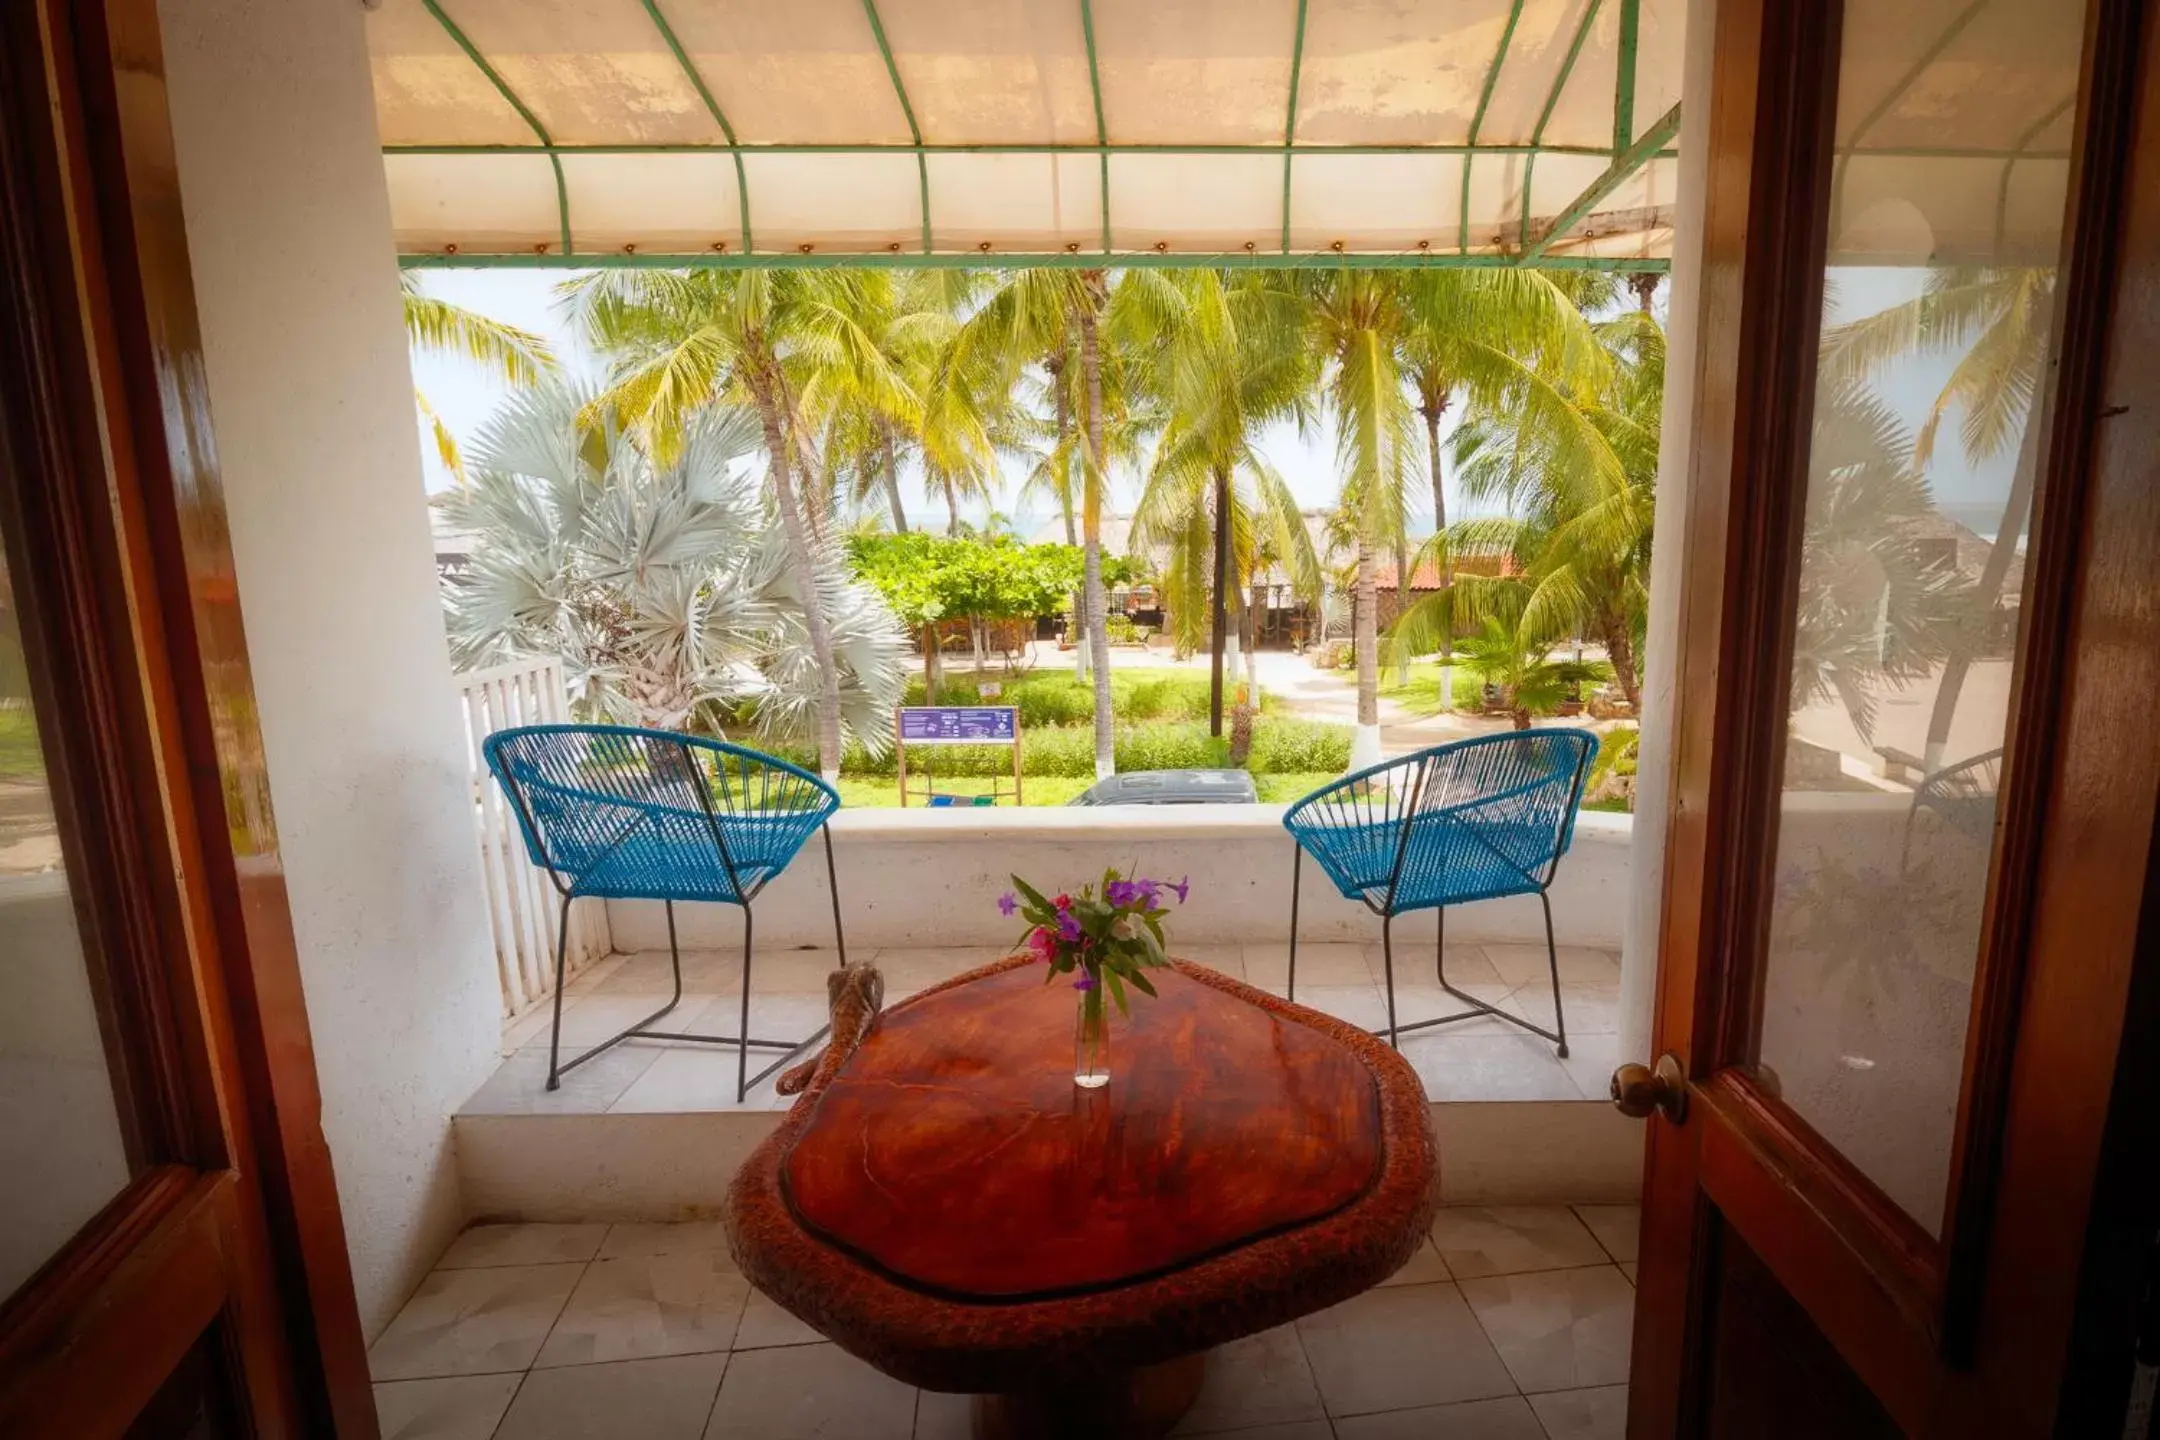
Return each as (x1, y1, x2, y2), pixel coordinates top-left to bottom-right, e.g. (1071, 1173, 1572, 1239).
(454, 657, 611, 1018)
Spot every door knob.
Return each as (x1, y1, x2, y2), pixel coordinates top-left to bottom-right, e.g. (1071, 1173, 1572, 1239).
(1611, 1053, 1688, 1123)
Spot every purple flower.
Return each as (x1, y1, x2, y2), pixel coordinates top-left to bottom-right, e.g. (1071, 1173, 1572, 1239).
(1167, 876, 1190, 905)
(1073, 973, 1098, 991)
(1105, 879, 1138, 907)
(997, 891, 1018, 917)
(1056, 909, 1084, 943)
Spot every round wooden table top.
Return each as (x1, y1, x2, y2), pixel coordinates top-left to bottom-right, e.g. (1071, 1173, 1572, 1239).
(725, 955, 1437, 1396)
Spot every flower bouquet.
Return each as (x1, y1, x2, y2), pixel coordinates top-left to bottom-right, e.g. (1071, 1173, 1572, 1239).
(1001, 869, 1186, 1088)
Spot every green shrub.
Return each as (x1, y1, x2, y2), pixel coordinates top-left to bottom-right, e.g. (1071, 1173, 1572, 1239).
(1247, 717, 1352, 774)
(1115, 722, 1228, 772)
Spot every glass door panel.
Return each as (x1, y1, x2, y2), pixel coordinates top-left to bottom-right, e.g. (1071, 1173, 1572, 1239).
(1751, 0, 2084, 1235)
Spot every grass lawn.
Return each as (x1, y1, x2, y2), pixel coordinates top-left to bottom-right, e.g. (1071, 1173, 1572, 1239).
(0, 705, 45, 784)
(1377, 663, 1488, 716)
(830, 771, 1341, 809)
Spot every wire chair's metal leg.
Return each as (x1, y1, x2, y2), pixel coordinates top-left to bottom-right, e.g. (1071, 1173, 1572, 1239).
(737, 902, 755, 1105)
(1541, 889, 1569, 1059)
(1381, 912, 1399, 1050)
(1287, 845, 1302, 1003)
(1434, 905, 1446, 986)
(546, 892, 572, 1091)
(823, 824, 847, 967)
(662, 898, 685, 1021)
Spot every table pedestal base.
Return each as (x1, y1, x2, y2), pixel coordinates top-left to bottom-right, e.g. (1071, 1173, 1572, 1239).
(969, 1353, 1206, 1440)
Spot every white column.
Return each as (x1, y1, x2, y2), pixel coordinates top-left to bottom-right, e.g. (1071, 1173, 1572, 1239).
(1618, 0, 1721, 1067)
(158, 0, 502, 1338)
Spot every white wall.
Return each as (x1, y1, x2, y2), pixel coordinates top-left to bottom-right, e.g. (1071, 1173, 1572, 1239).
(157, 0, 502, 1338)
(1620, 0, 1721, 1064)
(608, 807, 1634, 953)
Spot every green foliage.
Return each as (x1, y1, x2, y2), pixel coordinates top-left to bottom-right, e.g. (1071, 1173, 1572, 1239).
(1457, 618, 1607, 728)
(1245, 717, 1354, 774)
(752, 711, 1337, 779)
(848, 532, 1104, 629)
(898, 667, 1270, 728)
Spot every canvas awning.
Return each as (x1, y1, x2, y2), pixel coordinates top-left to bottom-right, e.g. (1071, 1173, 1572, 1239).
(368, 0, 2073, 270)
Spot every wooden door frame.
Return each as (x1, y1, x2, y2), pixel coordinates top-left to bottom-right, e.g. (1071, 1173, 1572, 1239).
(0, 0, 374, 1433)
(1633, 0, 2160, 1434)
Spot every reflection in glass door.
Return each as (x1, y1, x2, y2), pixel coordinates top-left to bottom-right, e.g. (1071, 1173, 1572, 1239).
(0, 544, 135, 1298)
(1750, 0, 2084, 1234)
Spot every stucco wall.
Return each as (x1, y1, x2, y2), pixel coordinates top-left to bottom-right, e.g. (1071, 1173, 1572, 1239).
(156, 0, 501, 1338)
(608, 807, 1634, 953)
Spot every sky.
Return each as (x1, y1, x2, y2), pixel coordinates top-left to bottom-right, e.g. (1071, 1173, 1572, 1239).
(406, 267, 2018, 539)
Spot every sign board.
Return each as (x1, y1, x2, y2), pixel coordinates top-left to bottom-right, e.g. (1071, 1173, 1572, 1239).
(894, 705, 1023, 807)
(897, 706, 1017, 745)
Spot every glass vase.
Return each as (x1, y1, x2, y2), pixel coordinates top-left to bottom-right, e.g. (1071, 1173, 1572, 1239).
(1073, 984, 1110, 1089)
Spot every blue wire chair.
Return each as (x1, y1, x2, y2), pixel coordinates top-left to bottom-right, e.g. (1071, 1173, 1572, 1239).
(483, 724, 846, 1103)
(1282, 729, 1599, 1055)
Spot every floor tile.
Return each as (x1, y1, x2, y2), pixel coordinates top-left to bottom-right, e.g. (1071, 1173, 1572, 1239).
(372, 1374, 522, 1440)
(1172, 1324, 1324, 1434)
(559, 952, 628, 997)
(369, 1264, 585, 1380)
(598, 1222, 736, 1261)
(436, 1223, 608, 1270)
(1294, 1282, 1515, 1417)
(1292, 984, 1389, 1031)
(609, 1046, 786, 1114)
(1430, 1207, 1608, 1280)
(1364, 940, 1507, 992)
(704, 1342, 916, 1439)
(546, 993, 725, 1049)
(495, 1353, 726, 1440)
(1618, 1263, 1637, 1287)
(1378, 981, 1539, 1039)
(733, 1288, 824, 1349)
(591, 948, 742, 996)
(533, 1253, 749, 1368)
(1573, 1206, 1640, 1265)
(1397, 1033, 1580, 1102)
(1190, 1424, 1333, 1440)
(460, 1044, 662, 1117)
(1334, 1395, 1546, 1439)
(1480, 945, 1621, 989)
(1169, 944, 1247, 981)
(871, 947, 1018, 993)
(748, 948, 850, 994)
(1377, 1236, 1452, 1287)
(912, 1389, 973, 1439)
(1556, 1032, 1624, 1102)
(1246, 942, 1373, 992)
(1459, 1266, 1635, 1395)
(1529, 1385, 1628, 1440)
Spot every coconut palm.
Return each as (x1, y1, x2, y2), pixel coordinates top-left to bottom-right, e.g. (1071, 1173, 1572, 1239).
(435, 383, 906, 745)
(1132, 269, 1318, 720)
(1394, 302, 1661, 708)
(1454, 618, 1605, 730)
(400, 271, 557, 483)
(1818, 266, 2052, 767)
(563, 268, 912, 779)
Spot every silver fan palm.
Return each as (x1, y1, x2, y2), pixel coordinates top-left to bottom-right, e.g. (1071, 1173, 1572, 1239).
(436, 384, 906, 750)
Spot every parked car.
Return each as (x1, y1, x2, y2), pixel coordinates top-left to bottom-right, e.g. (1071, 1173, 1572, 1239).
(1069, 769, 1258, 806)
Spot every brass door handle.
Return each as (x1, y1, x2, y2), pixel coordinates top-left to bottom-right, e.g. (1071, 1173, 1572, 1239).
(1611, 1054, 1688, 1123)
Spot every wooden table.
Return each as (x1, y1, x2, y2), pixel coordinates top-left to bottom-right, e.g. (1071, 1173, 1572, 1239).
(726, 955, 1437, 1439)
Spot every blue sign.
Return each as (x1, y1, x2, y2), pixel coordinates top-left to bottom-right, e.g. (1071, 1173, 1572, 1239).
(898, 706, 1018, 744)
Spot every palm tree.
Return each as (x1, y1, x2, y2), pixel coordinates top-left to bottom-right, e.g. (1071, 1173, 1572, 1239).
(435, 383, 905, 743)
(1818, 267, 2052, 768)
(1397, 302, 1660, 709)
(400, 272, 557, 483)
(1455, 618, 1606, 730)
(564, 269, 911, 780)
(964, 269, 1174, 777)
(1397, 269, 1617, 705)
(1133, 269, 1317, 729)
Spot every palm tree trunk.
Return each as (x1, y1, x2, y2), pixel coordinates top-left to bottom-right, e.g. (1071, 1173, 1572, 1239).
(1600, 610, 1640, 711)
(750, 365, 843, 780)
(1209, 464, 1230, 737)
(1078, 273, 1114, 780)
(944, 476, 961, 536)
(1051, 359, 1077, 548)
(921, 623, 943, 699)
(1353, 536, 1380, 770)
(1922, 411, 2040, 770)
(879, 423, 908, 533)
(1423, 398, 1454, 712)
(1393, 535, 1412, 687)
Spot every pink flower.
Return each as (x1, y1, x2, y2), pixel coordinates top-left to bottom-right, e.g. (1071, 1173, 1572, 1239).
(1026, 926, 1056, 961)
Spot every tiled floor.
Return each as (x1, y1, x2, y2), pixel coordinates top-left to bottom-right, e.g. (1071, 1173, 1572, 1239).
(468, 942, 1622, 1117)
(371, 1206, 1639, 1439)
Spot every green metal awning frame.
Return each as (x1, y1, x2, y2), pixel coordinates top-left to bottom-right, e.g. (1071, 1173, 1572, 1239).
(395, 0, 1701, 270)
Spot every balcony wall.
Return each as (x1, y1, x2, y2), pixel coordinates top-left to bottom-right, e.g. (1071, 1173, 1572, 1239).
(606, 807, 1633, 953)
